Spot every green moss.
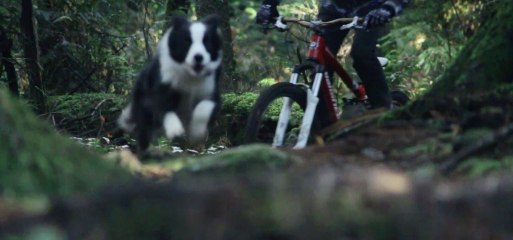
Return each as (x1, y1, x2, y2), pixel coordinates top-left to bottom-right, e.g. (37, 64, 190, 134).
(218, 92, 305, 145)
(48, 93, 126, 136)
(221, 92, 258, 114)
(0, 89, 130, 199)
(168, 144, 295, 174)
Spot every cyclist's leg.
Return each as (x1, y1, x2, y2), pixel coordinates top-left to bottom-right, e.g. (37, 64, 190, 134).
(324, 28, 349, 59)
(351, 27, 392, 109)
(319, 7, 349, 83)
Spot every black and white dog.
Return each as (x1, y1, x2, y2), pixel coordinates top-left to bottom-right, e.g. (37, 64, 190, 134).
(118, 15, 222, 152)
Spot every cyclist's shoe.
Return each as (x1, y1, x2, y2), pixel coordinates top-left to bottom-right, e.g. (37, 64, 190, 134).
(340, 99, 393, 120)
(339, 101, 368, 120)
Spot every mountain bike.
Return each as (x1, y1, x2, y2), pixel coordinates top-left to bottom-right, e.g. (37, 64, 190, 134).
(244, 16, 408, 149)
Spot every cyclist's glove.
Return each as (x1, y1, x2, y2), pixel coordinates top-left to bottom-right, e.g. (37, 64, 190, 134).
(256, 2, 279, 26)
(364, 8, 392, 29)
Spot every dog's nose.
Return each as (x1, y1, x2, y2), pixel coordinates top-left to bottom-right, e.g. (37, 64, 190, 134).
(194, 54, 203, 64)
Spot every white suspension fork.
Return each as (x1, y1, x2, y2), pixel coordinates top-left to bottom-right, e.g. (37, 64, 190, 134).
(272, 73, 299, 147)
(294, 72, 322, 149)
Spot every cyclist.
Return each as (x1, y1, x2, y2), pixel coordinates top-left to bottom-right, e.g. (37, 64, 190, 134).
(256, 0, 409, 110)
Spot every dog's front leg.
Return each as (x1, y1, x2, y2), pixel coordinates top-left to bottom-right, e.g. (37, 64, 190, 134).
(189, 100, 216, 142)
(163, 111, 185, 141)
(117, 103, 135, 132)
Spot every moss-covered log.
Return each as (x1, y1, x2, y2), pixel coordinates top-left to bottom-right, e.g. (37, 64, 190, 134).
(7, 166, 510, 240)
(0, 89, 130, 198)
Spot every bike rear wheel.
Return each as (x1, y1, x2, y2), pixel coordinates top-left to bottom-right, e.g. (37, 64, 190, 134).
(390, 90, 409, 107)
(244, 82, 327, 146)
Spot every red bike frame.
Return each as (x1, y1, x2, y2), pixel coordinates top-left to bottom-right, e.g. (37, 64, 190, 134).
(272, 17, 367, 148)
(304, 33, 367, 124)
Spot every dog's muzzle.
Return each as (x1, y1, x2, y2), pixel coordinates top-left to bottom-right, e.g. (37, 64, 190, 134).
(193, 64, 204, 73)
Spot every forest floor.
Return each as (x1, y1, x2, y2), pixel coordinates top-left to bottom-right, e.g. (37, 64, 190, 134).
(293, 91, 513, 177)
(4, 89, 513, 239)
(293, 120, 443, 172)
(78, 98, 513, 239)
(111, 90, 513, 180)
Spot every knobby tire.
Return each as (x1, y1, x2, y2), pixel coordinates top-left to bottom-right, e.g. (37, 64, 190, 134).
(244, 82, 327, 145)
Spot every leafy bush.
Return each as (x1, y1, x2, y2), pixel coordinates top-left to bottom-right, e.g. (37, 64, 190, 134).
(218, 90, 305, 145)
(222, 91, 303, 125)
(48, 93, 126, 137)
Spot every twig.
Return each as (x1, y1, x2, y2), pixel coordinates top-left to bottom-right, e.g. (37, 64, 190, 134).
(90, 99, 112, 118)
(440, 123, 513, 174)
(91, 99, 113, 138)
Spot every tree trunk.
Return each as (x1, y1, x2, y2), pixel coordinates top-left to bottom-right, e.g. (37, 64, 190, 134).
(20, 0, 46, 113)
(142, 1, 152, 59)
(406, 1, 513, 117)
(195, 0, 237, 92)
(432, 1, 513, 93)
(0, 27, 19, 96)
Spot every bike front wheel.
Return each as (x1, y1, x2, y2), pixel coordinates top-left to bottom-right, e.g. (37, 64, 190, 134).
(244, 82, 327, 146)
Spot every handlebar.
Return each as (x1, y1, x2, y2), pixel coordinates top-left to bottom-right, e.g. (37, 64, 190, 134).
(273, 16, 364, 31)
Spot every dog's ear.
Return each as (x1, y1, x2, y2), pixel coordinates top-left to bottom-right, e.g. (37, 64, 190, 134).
(171, 16, 189, 28)
(201, 15, 221, 28)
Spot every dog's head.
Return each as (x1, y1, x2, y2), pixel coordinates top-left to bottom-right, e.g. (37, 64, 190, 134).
(161, 15, 222, 77)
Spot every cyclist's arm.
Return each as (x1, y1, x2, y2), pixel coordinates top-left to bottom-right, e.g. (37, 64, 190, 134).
(382, 0, 410, 16)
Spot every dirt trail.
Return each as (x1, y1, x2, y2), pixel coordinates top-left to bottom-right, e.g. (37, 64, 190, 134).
(293, 120, 441, 170)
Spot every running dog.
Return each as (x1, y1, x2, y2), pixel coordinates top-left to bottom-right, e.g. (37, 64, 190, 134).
(118, 15, 223, 152)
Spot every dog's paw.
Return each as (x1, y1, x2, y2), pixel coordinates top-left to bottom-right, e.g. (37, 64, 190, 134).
(118, 104, 135, 132)
(189, 125, 208, 142)
(163, 112, 184, 140)
(189, 100, 215, 141)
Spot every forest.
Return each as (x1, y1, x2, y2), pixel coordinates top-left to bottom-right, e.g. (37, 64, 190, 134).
(0, 0, 513, 239)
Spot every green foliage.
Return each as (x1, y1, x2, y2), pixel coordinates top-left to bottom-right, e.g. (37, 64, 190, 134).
(222, 92, 259, 115)
(48, 93, 126, 136)
(380, 0, 488, 97)
(222, 91, 303, 125)
(0, 0, 170, 96)
(258, 78, 277, 88)
(457, 157, 513, 177)
(0, 89, 130, 199)
(50, 93, 125, 118)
